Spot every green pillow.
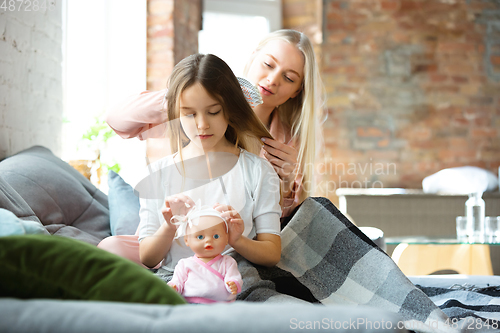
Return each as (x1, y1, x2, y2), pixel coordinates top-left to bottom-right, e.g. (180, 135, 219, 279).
(0, 235, 186, 305)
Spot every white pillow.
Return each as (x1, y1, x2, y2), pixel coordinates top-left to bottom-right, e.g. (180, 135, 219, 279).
(422, 166, 498, 194)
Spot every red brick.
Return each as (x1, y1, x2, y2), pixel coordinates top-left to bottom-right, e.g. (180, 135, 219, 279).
(491, 55, 500, 66)
(429, 74, 448, 83)
(323, 65, 357, 74)
(451, 76, 468, 84)
(471, 128, 498, 138)
(381, 0, 400, 12)
(413, 64, 438, 74)
(437, 42, 476, 54)
(377, 138, 390, 148)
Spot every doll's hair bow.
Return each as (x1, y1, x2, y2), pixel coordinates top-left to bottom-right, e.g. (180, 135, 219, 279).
(170, 201, 228, 239)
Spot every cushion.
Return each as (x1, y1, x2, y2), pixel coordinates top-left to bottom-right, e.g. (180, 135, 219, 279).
(108, 171, 140, 235)
(423, 166, 499, 194)
(0, 174, 40, 223)
(0, 146, 111, 245)
(0, 234, 187, 305)
(0, 208, 49, 237)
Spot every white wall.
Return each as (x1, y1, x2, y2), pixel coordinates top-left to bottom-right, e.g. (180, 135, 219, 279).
(0, 3, 63, 159)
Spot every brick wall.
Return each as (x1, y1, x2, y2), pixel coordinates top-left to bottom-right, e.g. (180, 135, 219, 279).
(146, 0, 201, 91)
(285, 0, 500, 200)
(147, 0, 174, 91)
(146, 0, 201, 161)
(0, 6, 63, 159)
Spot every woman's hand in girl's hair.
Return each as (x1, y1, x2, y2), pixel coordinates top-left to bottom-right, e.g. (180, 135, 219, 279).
(261, 138, 298, 197)
(213, 203, 244, 247)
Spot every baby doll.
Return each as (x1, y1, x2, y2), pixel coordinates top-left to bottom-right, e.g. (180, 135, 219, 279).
(167, 205, 243, 304)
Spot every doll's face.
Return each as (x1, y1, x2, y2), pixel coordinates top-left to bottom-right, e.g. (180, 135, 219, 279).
(184, 216, 228, 259)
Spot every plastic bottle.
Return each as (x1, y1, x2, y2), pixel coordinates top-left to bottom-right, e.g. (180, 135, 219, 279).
(465, 192, 485, 243)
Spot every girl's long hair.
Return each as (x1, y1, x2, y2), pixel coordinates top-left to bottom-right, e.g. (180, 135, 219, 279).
(166, 53, 273, 159)
(244, 29, 325, 202)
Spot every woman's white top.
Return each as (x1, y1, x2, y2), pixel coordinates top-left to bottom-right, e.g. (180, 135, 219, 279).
(137, 149, 282, 271)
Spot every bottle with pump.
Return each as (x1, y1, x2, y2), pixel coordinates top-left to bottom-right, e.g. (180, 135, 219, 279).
(465, 192, 485, 243)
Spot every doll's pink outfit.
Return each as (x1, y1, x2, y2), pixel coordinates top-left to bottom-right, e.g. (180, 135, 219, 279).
(168, 254, 242, 304)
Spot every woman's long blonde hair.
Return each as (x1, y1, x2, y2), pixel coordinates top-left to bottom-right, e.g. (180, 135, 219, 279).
(166, 53, 273, 158)
(244, 29, 325, 201)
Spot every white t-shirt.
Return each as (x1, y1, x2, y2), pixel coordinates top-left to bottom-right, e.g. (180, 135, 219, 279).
(136, 149, 282, 271)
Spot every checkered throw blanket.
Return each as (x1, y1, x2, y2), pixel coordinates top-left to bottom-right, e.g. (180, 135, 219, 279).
(417, 284, 500, 332)
(235, 197, 463, 333)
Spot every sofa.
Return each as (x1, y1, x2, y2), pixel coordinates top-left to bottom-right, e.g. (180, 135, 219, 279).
(1, 146, 499, 333)
(0, 146, 408, 333)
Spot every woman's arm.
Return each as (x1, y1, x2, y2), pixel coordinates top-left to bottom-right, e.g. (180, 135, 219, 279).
(106, 89, 169, 140)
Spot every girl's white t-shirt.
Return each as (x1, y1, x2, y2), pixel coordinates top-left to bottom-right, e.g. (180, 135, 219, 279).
(136, 149, 282, 272)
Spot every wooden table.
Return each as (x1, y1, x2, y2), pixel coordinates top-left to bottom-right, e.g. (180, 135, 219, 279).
(387, 237, 495, 276)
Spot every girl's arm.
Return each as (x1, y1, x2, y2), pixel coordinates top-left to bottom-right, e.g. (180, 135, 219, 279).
(139, 206, 176, 268)
(106, 89, 169, 140)
(215, 204, 281, 267)
(139, 194, 195, 267)
(231, 233, 281, 267)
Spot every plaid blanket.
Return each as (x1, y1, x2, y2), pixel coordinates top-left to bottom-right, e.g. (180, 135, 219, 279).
(417, 284, 500, 332)
(235, 197, 462, 333)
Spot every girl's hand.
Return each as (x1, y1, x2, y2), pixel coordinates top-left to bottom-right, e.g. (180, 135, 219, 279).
(162, 194, 195, 231)
(213, 203, 244, 246)
(165, 194, 195, 216)
(261, 138, 298, 196)
(227, 281, 238, 295)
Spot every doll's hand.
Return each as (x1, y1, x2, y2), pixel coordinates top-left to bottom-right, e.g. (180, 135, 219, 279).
(227, 281, 238, 295)
(214, 203, 244, 246)
(167, 283, 178, 292)
(261, 138, 298, 197)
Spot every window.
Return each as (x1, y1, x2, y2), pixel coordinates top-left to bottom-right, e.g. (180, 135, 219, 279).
(199, 0, 281, 76)
(62, 0, 147, 190)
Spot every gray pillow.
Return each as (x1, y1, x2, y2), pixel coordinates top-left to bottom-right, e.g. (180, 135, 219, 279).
(0, 174, 40, 223)
(0, 146, 111, 245)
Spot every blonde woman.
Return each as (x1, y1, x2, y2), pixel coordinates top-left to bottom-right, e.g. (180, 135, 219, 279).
(106, 29, 324, 218)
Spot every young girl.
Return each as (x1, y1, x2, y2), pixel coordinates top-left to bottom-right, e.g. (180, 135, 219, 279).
(136, 53, 282, 281)
(167, 205, 242, 304)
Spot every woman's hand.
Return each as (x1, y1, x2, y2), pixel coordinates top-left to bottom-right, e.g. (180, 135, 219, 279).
(213, 203, 244, 247)
(261, 137, 298, 197)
